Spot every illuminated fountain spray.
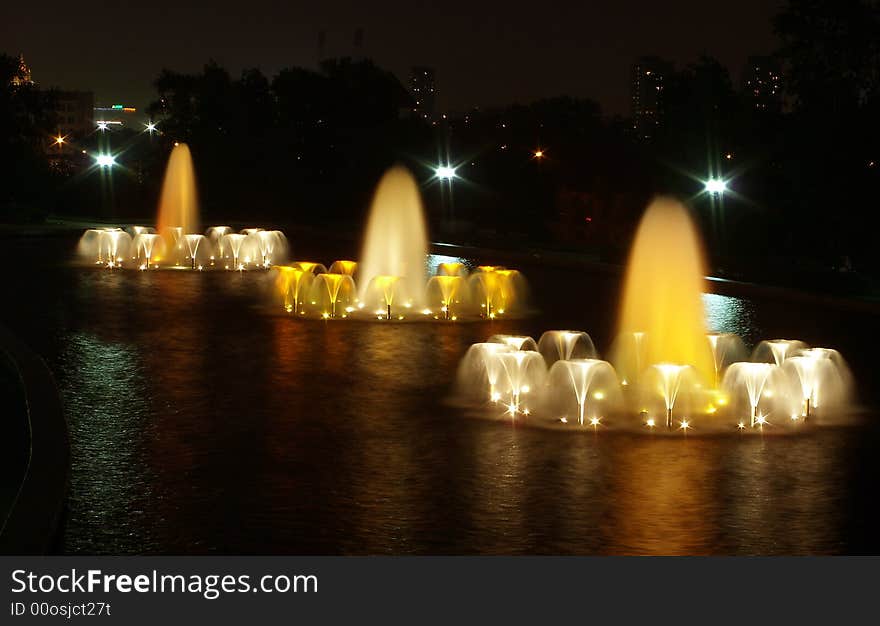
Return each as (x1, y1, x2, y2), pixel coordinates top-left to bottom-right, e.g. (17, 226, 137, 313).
(183, 234, 206, 270)
(451, 196, 854, 433)
(468, 267, 525, 319)
(437, 262, 468, 277)
(426, 275, 466, 320)
(612, 198, 713, 386)
(365, 275, 403, 319)
(495, 350, 547, 417)
(135, 233, 162, 269)
(206, 226, 232, 266)
(537, 331, 597, 368)
(648, 364, 692, 430)
(490, 335, 538, 351)
(358, 166, 428, 308)
(546, 359, 618, 427)
(722, 362, 781, 427)
(457, 342, 516, 404)
(753, 339, 806, 366)
(156, 143, 199, 265)
(329, 260, 357, 275)
(78, 228, 131, 267)
(274, 266, 311, 314)
(221, 233, 247, 270)
(313, 273, 356, 318)
(707, 333, 746, 389)
(782, 349, 850, 421)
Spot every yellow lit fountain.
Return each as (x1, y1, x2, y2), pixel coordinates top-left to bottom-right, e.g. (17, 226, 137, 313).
(157, 143, 199, 265)
(268, 166, 527, 321)
(358, 165, 428, 309)
(613, 197, 713, 385)
(453, 196, 854, 434)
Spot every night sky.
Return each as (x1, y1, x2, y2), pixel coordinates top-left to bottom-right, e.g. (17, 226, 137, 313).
(2, 0, 779, 116)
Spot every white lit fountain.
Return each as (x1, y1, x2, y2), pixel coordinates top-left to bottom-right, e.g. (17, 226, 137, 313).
(269, 165, 528, 322)
(76, 143, 289, 271)
(452, 197, 855, 434)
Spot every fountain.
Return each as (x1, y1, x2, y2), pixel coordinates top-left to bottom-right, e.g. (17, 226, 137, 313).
(156, 144, 199, 265)
(457, 343, 517, 404)
(494, 351, 547, 417)
(312, 273, 357, 318)
(537, 331, 597, 367)
(753, 340, 807, 366)
(612, 198, 713, 384)
(546, 359, 619, 426)
(452, 197, 854, 434)
(76, 144, 289, 271)
(721, 362, 784, 427)
(266, 167, 527, 321)
(358, 166, 428, 308)
(426, 275, 466, 320)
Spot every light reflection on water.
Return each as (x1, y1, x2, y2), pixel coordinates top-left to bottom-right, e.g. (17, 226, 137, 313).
(703, 293, 760, 346)
(425, 254, 473, 276)
(0, 237, 875, 554)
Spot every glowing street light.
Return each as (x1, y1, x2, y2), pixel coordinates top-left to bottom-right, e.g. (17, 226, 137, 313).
(435, 165, 456, 180)
(145, 121, 158, 134)
(54, 134, 66, 146)
(533, 148, 545, 159)
(705, 178, 727, 194)
(95, 154, 116, 168)
(97, 121, 109, 132)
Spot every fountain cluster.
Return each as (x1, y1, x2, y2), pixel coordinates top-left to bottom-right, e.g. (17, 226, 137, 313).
(76, 143, 288, 271)
(270, 166, 526, 321)
(272, 261, 527, 321)
(77, 226, 289, 271)
(454, 198, 854, 434)
(455, 332, 853, 433)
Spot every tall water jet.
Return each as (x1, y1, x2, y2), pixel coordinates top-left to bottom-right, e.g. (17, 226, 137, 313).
(613, 198, 713, 384)
(358, 166, 428, 307)
(156, 143, 200, 264)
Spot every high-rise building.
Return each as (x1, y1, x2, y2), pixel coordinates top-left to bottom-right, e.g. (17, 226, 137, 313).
(742, 55, 782, 113)
(630, 56, 672, 141)
(409, 66, 436, 120)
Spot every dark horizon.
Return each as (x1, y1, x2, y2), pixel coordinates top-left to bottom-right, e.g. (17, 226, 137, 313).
(1, 0, 779, 116)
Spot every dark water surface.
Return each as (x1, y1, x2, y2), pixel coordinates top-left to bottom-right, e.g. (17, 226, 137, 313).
(2, 234, 878, 555)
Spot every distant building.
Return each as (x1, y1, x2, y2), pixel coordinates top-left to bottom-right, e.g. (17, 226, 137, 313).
(94, 103, 140, 129)
(409, 66, 436, 120)
(630, 56, 673, 141)
(10, 53, 33, 87)
(53, 91, 94, 143)
(742, 55, 782, 112)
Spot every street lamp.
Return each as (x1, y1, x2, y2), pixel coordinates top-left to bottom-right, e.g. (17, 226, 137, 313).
(145, 121, 158, 135)
(435, 164, 456, 180)
(533, 148, 544, 159)
(95, 154, 116, 167)
(704, 178, 727, 194)
(97, 121, 109, 132)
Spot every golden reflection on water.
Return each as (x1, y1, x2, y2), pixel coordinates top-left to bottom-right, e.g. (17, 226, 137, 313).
(603, 436, 717, 554)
